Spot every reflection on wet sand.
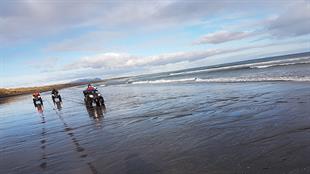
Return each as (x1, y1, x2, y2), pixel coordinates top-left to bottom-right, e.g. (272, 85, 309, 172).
(2, 83, 310, 174)
(35, 104, 44, 114)
(85, 105, 106, 119)
(47, 100, 99, 174)
(0, 94, 28, 105)
(53, 101, 62, 111)
(35, 104, 48, 170)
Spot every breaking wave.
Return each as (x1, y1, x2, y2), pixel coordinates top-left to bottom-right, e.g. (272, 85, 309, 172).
(169, 57, 310, 76)
(132, 78, 197, 84)
(195, 77, 310, 83)
(250, 60, 310, 69)
(132, 76, 310, 84)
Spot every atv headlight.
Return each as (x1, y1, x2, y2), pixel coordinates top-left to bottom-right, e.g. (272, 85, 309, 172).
(98, 94, 101, 96)
(89, 95, 94, 98)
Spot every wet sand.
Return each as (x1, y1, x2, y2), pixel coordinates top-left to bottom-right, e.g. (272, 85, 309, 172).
(1, 82, 310, 174)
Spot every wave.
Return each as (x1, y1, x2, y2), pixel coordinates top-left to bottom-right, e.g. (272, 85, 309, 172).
(169, 64, 250, 76)
(169, 56, 310, 76)
(132, 78, 197, 84)
(132, 76, 310, 84)
(169, 70, 206, 76)
(250, 65, 274, 69)
(195, 77, 310, 83)
(250, 60, 310, 69)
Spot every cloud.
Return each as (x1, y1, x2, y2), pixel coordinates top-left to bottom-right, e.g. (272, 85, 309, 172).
(22, 57, 60, 73)
(0, 0, 289, 44)
(265, 1, 310, 37)
(0, 1, 117, 43)
(63, 47, 251, 70)
(194, 31, 253, 44)
(45, 31, 124, 52)
(65, 50, 228, 70)
(2, 38, 308, 88)
(193, 1, 310, 45)
(66, 38, 309, 71)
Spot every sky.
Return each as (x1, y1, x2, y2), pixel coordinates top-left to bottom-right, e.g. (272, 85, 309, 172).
(0, 0, 309, 87)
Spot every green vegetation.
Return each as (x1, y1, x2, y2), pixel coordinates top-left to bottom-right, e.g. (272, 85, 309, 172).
(0, 76, 129, 98)
(0, 83, 82, 98)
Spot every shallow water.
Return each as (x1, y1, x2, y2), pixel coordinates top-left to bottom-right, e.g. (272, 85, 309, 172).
(1, 82, 310, 174)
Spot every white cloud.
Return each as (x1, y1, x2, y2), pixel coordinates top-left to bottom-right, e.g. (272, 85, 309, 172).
(194, 31, 253, 44)
(193, 0, 310, 45)
(65, 50, 227, 70)
(66, 38, 309, 71)
(45, 31, 124, 52)
(265, 1, 310, 37)
(1, 0, 309, 88)
(0, 1, 117, 43)
(29, 57, 59, 70)
(2, 38, 308, 88)
(0, 0, 290, 44)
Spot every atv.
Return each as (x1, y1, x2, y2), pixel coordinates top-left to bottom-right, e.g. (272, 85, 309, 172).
(52, 92, 62, 103)
(33, 95, 43, 106)
(83, 90, 105, 107)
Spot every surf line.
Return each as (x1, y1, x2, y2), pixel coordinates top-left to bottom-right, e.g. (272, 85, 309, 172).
(45, 99, 100, 174)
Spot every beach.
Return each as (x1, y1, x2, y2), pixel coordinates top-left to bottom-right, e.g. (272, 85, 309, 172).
(2, 0, 310, 173)
(1, 81, 310, 174)
(1, 53, 310, 174)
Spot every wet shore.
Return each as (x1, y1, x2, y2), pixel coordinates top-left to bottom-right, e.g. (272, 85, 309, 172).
(1, 82, 310, 174)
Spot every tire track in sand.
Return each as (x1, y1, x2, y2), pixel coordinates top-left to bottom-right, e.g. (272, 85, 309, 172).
(45, 99, 100, 174)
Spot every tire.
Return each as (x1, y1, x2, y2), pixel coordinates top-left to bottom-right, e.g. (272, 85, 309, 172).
(40, 98, 43, 105)
(100, 97, 104, 106)
(59, 96, 62, 102)
(88, 98, 93, 107)
(96, 101, 100, 106)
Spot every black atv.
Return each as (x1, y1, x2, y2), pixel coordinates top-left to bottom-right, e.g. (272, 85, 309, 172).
(83, 90, 105, 107)
(33, 95, 43, 106)
(52, 92, 62, 103)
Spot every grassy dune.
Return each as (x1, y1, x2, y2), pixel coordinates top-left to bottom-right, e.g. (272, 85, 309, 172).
(0, 83, 83, 98)
(0, 77, 129, 98)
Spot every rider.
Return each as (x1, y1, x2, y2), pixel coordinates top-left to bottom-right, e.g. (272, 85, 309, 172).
(86, 84, 96, 91)
(51, 88, 59, 95)
(33, 90, 43, 105)
(33, 90, 41, 98)
(51, 88, 62, 102)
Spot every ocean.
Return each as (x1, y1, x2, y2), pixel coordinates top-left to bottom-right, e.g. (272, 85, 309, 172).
(105, 52, 310, 85)
(1, 52, 310, 174)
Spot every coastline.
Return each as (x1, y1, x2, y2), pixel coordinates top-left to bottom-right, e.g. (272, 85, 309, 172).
(0, 76, 129, 98)
(1, 81, 310, 173)
(0, 82, 93, 98)
(0, 84, 75, 98)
